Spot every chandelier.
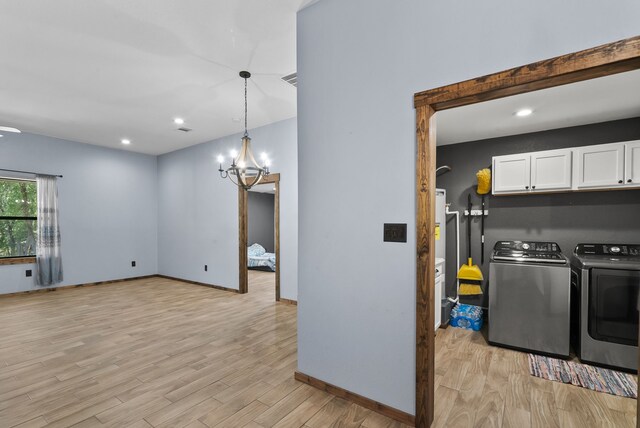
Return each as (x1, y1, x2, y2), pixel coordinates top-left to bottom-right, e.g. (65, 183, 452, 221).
(218, 71, 270, 190)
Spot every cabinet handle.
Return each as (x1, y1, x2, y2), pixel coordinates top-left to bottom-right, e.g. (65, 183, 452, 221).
(618, 180, 623, 184)
(525, 186, 529, 190)
(628, 179, 633, 183)
(532, 185, 536, 189)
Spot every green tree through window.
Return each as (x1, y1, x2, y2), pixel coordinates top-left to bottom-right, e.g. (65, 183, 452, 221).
(0, 179, 37, 257)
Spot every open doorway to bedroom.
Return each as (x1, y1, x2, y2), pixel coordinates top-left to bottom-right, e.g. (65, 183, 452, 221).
(238, 173, 281, 300)
(247, 182, 277, 297)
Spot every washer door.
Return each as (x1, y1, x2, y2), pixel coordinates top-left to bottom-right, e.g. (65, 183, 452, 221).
(588, 268, 640, 346)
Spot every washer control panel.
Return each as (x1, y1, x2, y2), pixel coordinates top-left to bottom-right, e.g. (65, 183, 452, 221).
(574, 244, 640, 257)
(494, 241, 561, 254)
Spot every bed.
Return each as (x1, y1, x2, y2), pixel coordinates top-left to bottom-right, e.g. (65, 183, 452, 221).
(248, 243, 276, 272)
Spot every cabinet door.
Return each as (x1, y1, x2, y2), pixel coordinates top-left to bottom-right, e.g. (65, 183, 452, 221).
(531, 149, 572, 191)
(434, 276, 442, 330)
(577, 143, 624, 189)
(493, 154, 531, 194)
(624, 140, 640, 186)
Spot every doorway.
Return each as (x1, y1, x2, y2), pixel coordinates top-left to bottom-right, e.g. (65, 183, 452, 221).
(238, 173, 280, 300)
(413, 36, 640, 427)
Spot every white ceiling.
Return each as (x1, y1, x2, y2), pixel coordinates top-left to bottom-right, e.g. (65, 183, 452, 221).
(0, 0, 310, 155)
(437, 69, 640, 145)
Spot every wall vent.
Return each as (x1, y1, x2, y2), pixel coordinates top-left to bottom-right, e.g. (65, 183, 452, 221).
(177, 127, 192, 132)
(281, 72, 297, 87)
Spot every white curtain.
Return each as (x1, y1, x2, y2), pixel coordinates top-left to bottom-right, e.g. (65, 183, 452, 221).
(36, 175, 63, 285)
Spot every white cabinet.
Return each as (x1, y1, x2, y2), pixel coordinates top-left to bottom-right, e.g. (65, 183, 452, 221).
(493, 149, 572, 194)
(492, 140, 639, 195)
(435, 258, 444, 330)
(531, 149, 573, 191)
(624, 140, 640, 186)
(576, 143, 625, 189)
(434, 274, 442, 330)
(493, 154, 531, 194)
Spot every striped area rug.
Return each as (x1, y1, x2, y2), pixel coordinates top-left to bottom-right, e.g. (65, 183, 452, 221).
(528, 354, 637, 399)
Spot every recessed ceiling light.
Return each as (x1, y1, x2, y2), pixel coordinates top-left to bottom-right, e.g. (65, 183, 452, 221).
(0, 126, 21, 133)
(174, 118, 184, 125)
(0, 135, 3, 138)
(515, 108, 533, 117)
(121, 139, 131, 145)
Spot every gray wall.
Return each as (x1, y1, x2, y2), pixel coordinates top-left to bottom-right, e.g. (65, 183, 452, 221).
(248, 191, 275, 253)
(0, 132, 158, 294)
(437, 117, 640, 308)
(158, 117, 298, 299)
(297, 0, 640, 415)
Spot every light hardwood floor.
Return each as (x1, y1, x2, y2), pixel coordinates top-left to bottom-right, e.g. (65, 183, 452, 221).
(1, 273, 636, 427)
(0, 272, 408, 428)
(433, 324, 637, 427)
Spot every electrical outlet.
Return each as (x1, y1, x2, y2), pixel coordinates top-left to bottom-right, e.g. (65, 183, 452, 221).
(131, 261, 136, 267)
(25, 269, 32, 277)
(383, 223, 407, 243)
(204, 265, 208, 272)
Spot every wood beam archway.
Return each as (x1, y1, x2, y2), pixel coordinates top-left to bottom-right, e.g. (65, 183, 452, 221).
(413, 35, 640, 427)
(238, 173, 280, 298)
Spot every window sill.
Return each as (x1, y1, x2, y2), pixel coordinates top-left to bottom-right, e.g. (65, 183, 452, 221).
(0, 257, 36, 266)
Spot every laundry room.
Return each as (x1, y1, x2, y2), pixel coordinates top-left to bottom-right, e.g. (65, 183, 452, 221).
(431, 68, 640, 386)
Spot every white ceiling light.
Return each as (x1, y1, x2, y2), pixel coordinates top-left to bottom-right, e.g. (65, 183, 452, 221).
(174, 118, 185, 125)
(515, 108, 533, 117)
(121, 139, 131, 145)
(0, 126, 21, 133)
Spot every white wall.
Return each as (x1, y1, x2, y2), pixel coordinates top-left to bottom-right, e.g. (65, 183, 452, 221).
(0, 132, 158, 294)
(158, 118, 298, 300)
(296, 0, 640, 414)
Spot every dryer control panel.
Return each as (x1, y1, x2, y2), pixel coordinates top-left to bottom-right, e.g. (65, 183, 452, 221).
(575, 244, 640, 257)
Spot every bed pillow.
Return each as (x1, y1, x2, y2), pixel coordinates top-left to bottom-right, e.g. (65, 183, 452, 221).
(248, 243, 266, 257)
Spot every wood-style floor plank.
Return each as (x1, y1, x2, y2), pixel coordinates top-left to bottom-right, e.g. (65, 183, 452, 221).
(1, 272, 635, 427)
(0, 272, 408, 428)
(432, 326, 637, 428)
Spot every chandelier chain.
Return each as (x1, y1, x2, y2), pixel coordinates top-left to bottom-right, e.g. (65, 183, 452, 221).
(244, 76, 248, 137)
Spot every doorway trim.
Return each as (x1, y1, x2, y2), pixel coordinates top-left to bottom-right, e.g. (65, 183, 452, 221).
(238, 173, 281, 299)
(413, 36, 640, 427)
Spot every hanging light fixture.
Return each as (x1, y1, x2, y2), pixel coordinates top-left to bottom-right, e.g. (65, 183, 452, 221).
(218, 71, 270, 190)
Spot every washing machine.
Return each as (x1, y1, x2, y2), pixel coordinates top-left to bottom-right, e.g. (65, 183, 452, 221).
(489, 240, 571, 358)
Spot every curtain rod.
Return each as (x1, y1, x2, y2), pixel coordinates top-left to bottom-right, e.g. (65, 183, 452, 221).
(0, 168, 63, 178)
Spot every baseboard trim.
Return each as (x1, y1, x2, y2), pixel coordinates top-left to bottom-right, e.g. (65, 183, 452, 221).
(294, 371, 415, 426)
(0, 275, 156, 298)
(156, 275, 240, 294)
(279, 298, 297, 305)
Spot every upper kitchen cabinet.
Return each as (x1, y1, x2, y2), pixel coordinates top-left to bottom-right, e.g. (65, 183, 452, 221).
(530, 149, 573, 191)
(493, 149, 573, 194)
(493, 154, 531, 194)
(625, 140, 640, 186)
(576, 143, 625, 189)
(492, 140, 640, 195)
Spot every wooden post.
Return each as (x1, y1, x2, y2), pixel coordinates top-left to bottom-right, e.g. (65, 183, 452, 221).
(274, 180, 281, 301)
(238, 187, 248, 294)
(415, 104, 436, 427)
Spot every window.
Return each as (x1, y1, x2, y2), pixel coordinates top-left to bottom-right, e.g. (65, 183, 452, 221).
(0, 178, 37, 258)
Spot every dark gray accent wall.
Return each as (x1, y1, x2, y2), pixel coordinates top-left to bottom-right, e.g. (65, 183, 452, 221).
(436, 117, 640, 308)
(248, 191, 275, 253)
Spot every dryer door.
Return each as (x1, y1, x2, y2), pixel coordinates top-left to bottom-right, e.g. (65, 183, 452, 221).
(588, 268, 640, 346)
